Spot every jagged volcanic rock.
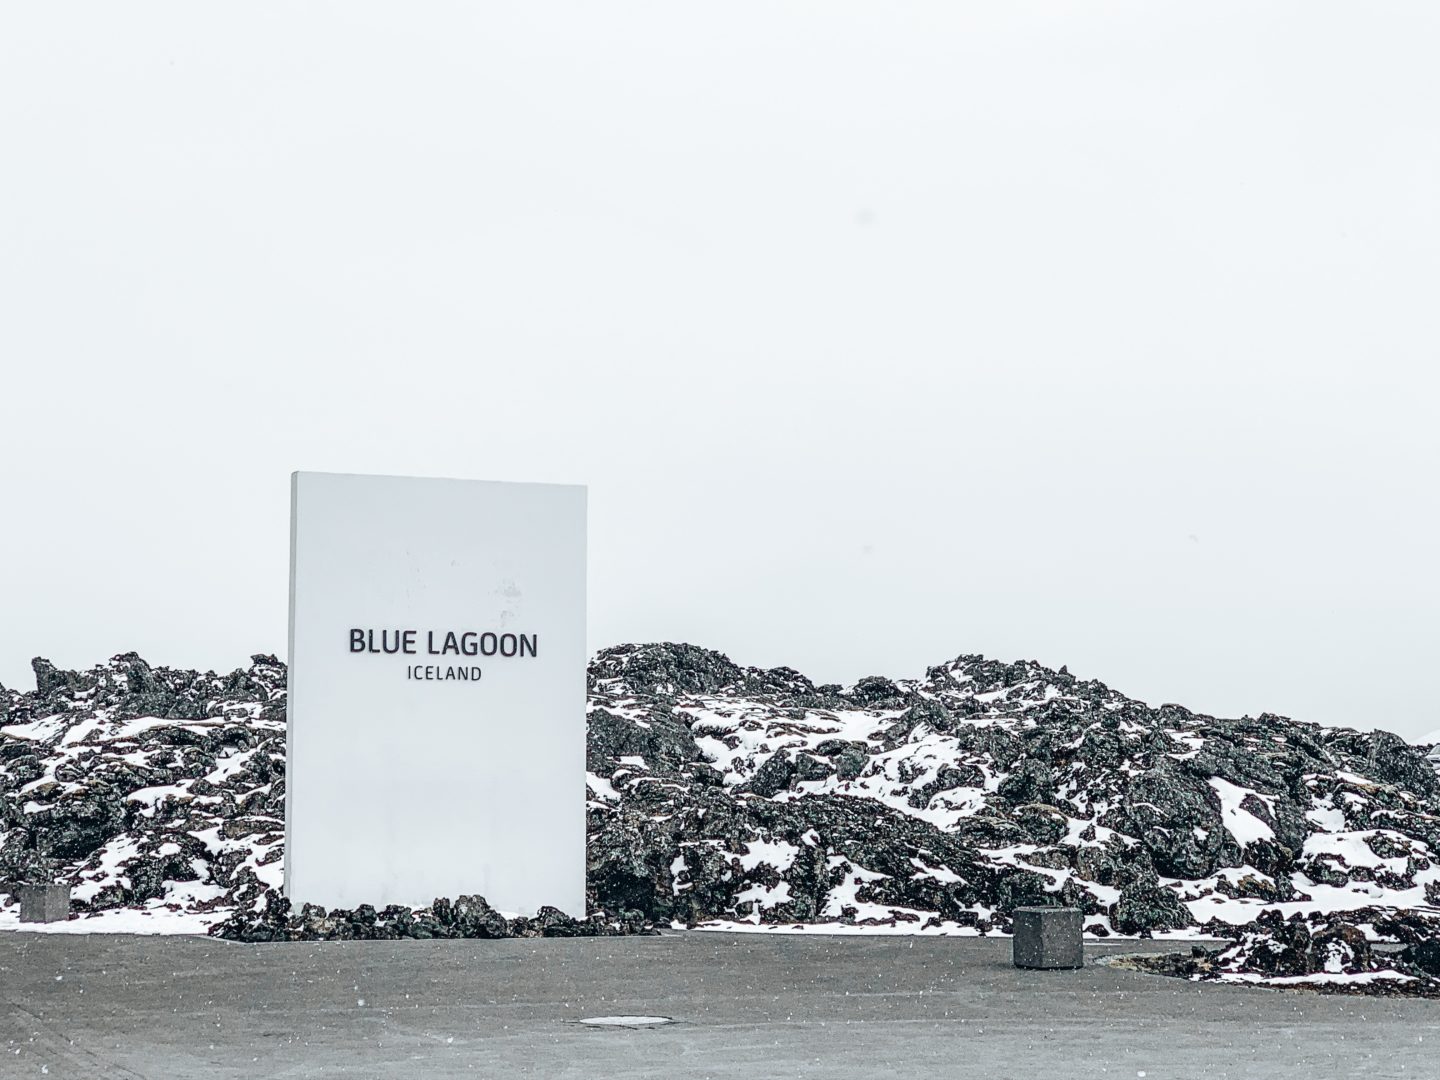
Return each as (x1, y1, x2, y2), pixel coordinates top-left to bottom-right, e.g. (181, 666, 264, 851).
(5, 643, 1440, 951)
(210, 890, 653, 942)
(1127, 908, 1440, 995)
(583, 644, 1440, 937)
(0, 652, 286, 930)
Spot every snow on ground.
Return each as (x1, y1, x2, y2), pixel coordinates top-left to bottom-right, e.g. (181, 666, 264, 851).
(0, 898, 223, 936)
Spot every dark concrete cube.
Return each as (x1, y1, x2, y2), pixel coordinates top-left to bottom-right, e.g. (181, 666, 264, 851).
(1012, 906, 1083, 969)
(19, 885, 71, 924)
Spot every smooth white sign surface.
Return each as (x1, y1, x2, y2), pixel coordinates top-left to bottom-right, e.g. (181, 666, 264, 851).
(285, 472, 586, 915)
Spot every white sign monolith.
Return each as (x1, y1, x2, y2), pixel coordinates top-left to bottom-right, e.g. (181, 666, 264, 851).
(285, 471, 586, 915)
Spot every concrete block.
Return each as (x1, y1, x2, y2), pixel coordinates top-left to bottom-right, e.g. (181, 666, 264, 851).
(1012, 906, 1083, 969)
(19, 885, 71, 924)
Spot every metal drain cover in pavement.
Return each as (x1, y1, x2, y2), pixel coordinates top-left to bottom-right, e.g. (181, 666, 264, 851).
(578, 1016, 674, 1028)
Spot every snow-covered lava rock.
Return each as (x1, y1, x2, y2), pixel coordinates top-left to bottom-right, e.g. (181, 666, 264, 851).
(1, 653, 285, 933)
(1124, 908, 1440, 996)
(4, 643, 1440, 950)
(585, 644, 1440, 937)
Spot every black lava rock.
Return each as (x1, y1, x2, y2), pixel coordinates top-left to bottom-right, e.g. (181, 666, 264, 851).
(6, 640, 1440, 977)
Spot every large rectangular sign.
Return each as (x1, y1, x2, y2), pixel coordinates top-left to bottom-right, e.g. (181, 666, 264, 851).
(285, 471, 586, 915)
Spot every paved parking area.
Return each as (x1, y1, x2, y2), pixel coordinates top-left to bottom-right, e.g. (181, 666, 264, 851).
(1, 931, 1434, 1079)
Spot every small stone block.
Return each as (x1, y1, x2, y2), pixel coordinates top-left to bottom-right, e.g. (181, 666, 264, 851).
(19, 885, 71, 924)
(1012, 906, 1083, 969)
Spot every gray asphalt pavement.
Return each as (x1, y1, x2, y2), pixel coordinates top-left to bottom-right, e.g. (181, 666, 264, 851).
(1, 931, 1434, 1079)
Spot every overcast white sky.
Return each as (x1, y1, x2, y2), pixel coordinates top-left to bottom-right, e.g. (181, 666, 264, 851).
(2, 2, 1437, 737)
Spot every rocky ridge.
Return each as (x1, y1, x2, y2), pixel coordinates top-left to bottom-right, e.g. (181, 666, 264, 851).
(583, 644, 1440, 941)
(0, 652, 285, 927)
(1125, 909, 1440, 996)
(4, 644, 1440, 972)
